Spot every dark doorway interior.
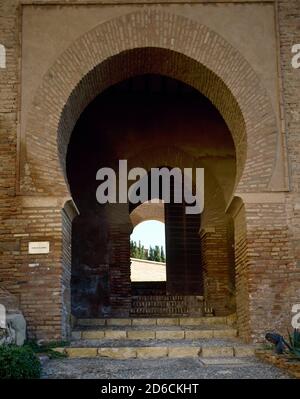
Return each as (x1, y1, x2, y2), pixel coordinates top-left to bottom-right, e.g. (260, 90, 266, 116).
(67, 74, 234, 318)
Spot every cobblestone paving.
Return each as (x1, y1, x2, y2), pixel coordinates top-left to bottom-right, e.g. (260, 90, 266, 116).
(42, 357, 292, 379)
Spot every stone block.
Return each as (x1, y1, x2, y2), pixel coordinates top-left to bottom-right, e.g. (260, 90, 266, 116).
(180, 318, 204, 326)
(213, 329, 237, 338)
(52, 347, 66, 354)
(201, 346, 234, 357)
(66, 348, 98, 358)
(98, 347, 136, 359)
(156, 330, 184, 339)
(136, 347, 168, 359)
(106, 319, 132, 326)
(156, 318, 179, 326)
(104, 330, 126, 339)
(168, 347, 200, 358)
(185, 330, 213, 339)
(82, 330, 105, 339)
(203, 317, 227, 325)
(127, 331, 155, 340)
(132, 319, 157, 326)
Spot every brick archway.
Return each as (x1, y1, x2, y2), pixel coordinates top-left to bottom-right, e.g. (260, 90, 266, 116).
(23, 9, 278, 198)
(130, 201, 165, 229)
(126, 144, 234, 313)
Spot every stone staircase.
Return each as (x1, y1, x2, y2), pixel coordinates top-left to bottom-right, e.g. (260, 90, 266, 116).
(130, 295, 204, 316)
(56, 315, 256, 360)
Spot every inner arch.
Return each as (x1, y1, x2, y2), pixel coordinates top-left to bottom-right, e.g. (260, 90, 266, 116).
(67, 74, 236, 317)
(60, 48, 245, 203)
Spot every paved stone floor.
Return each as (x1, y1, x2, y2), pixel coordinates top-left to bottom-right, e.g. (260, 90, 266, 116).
(42, 357, 292, 379)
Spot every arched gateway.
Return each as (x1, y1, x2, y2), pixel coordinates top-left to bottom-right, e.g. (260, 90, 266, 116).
(1, 7, 297, 346)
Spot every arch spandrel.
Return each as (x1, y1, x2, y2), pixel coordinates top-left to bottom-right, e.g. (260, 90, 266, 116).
(22, 10, 279, 197)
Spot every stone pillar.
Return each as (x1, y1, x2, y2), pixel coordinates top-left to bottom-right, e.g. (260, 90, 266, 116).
(200, 222, 235, 316)
(71, 210, 111, 319)
(107, 203, 132, 317)
(72, 203, 131, 319)
(61, 200, 78, 339)
(228, 198, 251, 341)
(165, 202, 203, 295)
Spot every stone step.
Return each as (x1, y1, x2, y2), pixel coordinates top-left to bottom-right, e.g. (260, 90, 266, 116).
(55, 340, 255, 359)
(72, 326, 237, 341)
(76, 316, 231, 328)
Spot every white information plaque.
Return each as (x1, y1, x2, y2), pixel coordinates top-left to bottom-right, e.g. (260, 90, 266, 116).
(28, 242, 50, 254)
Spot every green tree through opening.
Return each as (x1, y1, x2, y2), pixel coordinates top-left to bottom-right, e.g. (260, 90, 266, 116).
(130, 240, 165, 262)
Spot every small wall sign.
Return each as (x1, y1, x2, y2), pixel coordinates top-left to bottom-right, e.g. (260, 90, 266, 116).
(28, 242, 50, 254)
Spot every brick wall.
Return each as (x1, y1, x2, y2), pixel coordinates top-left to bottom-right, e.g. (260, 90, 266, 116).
(278, 0, 300, 268)
(4, 201, 67, 340)
(0, 0, 299, 342)
(277, 0, 300, 339)
(232, 199, 251, 341)
(201, 222, 234, 317)
(0, 0, 19, 298)
(246, 200, 297, 342)
(230, 196, 299, 343)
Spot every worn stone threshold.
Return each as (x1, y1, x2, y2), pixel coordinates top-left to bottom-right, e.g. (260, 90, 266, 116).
(57, 340, 255, 359)
(68, 338, 247, 348)
(73, 324, 233, 331)
(72, 327, 237, 341)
